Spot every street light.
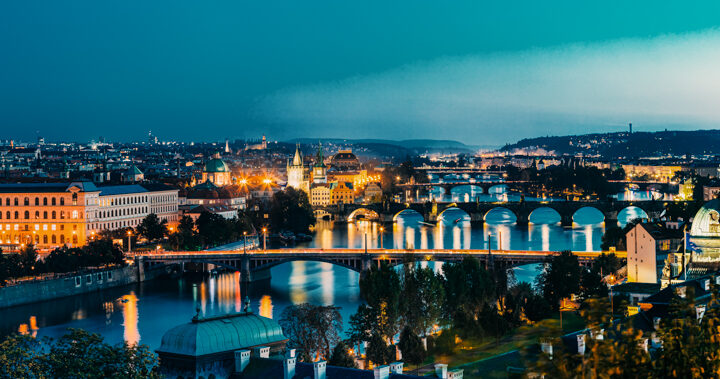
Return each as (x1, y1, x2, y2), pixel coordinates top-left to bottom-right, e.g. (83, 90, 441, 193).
(379, 226, 384, 250)
(127, 230, 132, 253)
(609, 274, 616, 318)
(262, 227, 267, 251)
(243, 231, 248, 255)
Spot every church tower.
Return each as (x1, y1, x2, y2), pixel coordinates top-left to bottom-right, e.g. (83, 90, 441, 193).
(287, 144, 306, 190)
(312, 143, 327, 184)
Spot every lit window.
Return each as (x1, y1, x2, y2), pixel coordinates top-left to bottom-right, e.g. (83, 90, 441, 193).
(51, 224, 56, 231)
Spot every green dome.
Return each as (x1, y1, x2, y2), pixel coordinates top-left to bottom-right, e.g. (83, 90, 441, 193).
(204, 158, 229, 173)
(156, 312, 286, 357)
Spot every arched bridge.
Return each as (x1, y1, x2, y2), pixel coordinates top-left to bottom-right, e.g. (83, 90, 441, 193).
(318, 200, 678, 227)
(133, 248, 626, 283)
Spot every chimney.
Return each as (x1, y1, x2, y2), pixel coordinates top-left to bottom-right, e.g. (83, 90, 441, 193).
(286, 348, 296, 358)
(447, 369, 464, 379)
(283, 357, 296, 379)
(373, 365, 390, 379)
(389, 362, 404, 374)
(435, 363, 448, 379)
(253, 346, 270, 358)
(313, 360, 326, 379)
(540, 341, 553, 359)
(576, 334, 586, 355)
(234, 350, 250, 373)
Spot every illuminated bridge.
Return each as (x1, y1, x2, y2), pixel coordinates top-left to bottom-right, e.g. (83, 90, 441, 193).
(133, 248, 626, 283)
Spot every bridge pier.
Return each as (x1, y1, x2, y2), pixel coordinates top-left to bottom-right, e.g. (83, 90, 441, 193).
(561, 215, 574, 227)
(516, 213, 529, 227)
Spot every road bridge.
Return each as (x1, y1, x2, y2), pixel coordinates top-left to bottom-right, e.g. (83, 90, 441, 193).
(133, 248, 625, 283)
(316, 200, 676, 227)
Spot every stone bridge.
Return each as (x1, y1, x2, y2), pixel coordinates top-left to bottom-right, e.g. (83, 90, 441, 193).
(134, 248, 625, 283)
(315, 200, 677, 227)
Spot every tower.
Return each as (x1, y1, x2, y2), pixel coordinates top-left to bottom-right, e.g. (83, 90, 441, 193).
(262, 135, 267, 149)
(629, 123, 632, 134)
(312, 143, 327, 184)
(287, 144, 306, 190)
(225, 139, 230, 153)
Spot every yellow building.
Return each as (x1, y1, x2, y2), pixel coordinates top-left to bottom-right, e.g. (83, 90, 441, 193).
(330, 182, 354, 205)
(202, 156, 232, 186)
(621, 165, 681, 182)
(0, 182, 179, 250)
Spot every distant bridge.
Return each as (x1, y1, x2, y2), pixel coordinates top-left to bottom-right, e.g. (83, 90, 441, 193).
(315, 200, 678, 227)
(134, 248, 625, 282)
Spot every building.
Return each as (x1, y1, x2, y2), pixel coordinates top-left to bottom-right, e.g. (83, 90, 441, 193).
(156, 309, 288, 379)
(202, 156, 232, 186)
(122, 165, 144, 183)
(330, 181, 354, 205)
(363, 182, 382, 203)
(182, 204, 237, 220)
(0, 181, 179, 250)
(312, 144, 327, 184)
(286, 144, 309, 193)
(330, 149, 361, 171)
(703, 185, 720, 201)
(310, 183, 331, 207)
(626, 222, 683, 284)
(180, 181, 247, 211)
(621, 164, 681, 182)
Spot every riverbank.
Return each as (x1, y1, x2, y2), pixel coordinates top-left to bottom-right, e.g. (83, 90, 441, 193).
(0, 262, 171, 309)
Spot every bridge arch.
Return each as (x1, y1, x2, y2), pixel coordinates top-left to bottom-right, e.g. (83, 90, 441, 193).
(437, 207, 470, 223)
(617, 205, 649, 225)
(572, 206, 605, 224)
(487, 184, 508, 194)
(347, 208, 380, 222)
(250, 258, 363, 273)
(450, 185, 484, 202)
(393, 209, 423, 222)
(314, 209, 332, 220)
(528, 206, 562, 224)
(484, 206, 518, 224)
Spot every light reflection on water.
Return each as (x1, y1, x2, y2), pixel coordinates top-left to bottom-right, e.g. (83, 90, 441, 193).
(0, 190, 654, 351)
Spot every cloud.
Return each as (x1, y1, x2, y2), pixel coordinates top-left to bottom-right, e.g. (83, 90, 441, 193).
(256, 29, 720, 145)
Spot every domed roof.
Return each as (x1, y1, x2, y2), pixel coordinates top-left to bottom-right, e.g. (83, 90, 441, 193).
(690, 199, 720, 238)
(204, 158, 229, 173)
(156, 312, 286, 357)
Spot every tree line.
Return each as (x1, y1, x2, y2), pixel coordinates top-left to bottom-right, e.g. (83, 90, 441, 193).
(278, 252, 620, 371)
(530, 286, 720, 378)
(0, 240, 125, 286)
(0, 329, 159, 378)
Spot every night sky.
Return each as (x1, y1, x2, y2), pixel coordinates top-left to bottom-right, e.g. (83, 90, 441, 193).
(2, 1, 720, 144)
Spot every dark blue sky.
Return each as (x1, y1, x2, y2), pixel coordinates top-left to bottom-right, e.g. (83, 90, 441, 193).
(2, 1, 720, 144)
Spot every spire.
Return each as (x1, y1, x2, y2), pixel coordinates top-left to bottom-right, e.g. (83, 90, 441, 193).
(292, 144, 302, 166)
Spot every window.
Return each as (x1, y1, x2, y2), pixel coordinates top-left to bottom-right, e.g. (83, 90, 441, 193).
(43, 211, 47, 219)
(72, 235, 78, 244)
(34, 197, 39, 206)
(75, 276, 81, 287)
(24, 197, 29, 206)
(60, 198, 64, 206)
(24, 211, 29, 219)
(52, 235, 56, 243)
(51, 224, 56, 231)
(43, 197, 47, 206)
(6, 211, 9, 219)
(60, 235, 65, 243)
(52, 211, 56, 219)
(107, 271, 112, 280)
(34, 211, 39, 219)
(14, 198, 18, 206)
(51, 197, 56, 206)
(86, 275, 92, 285)
(43, 235, 47, 244)
(72, 193, 77, 205)
(60, 211, 65, 219)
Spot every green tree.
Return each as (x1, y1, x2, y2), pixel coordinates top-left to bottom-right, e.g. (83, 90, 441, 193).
(398, 326, 426, 374)
(442, 257, 495, 335)
(400, 265, 445, 337)
(359, 263, 402, 340)
(366, 332, 395, 366)
(269, 187, 314, 234)
(195, 211, 233, 247)
(169, 215, 198, 250)
(0, 334, 49, 378)
(328, 341, 357, 369)
(278, 303, 343, 362)
(136, 213, 167, 242)
(536, 251, 581, 310)
(18, 244, 38, 276)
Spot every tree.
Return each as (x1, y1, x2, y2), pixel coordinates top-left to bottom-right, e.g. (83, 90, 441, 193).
(195, 211, 233, 247)
(536, 251, 581, 310)
(398, 326, 426, 373)
(0, 329, 160, 378)
(170, 215, 198, 250)
(359, 263, 402, 341)
(442, 257, 496, 335)
(328, 341, 357, 369)
(366, 332, 395, 366)
(278, 304, 343, 362)
(0, 250, 21, 286)
(17, 244, 38, 276)
(400, 265, 445, 337)
(136, 213, 167, 242)
(269, 187, 314, 234)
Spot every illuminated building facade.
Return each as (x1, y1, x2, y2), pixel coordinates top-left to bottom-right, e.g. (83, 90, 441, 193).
(0, 182, 179, 249)
(202, 156, 232, 186)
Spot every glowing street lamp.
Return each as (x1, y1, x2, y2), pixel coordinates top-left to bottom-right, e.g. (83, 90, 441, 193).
(127, 230, 133, 253)
(379, 226, 384, 250)
(243, 231, 248, 255)
(262, 227, 268, 251)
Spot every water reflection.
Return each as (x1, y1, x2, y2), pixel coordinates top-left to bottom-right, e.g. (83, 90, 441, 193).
(121, 292, 139, 345)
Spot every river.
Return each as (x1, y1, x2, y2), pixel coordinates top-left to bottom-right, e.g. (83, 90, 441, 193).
(0, 189, 659, 351)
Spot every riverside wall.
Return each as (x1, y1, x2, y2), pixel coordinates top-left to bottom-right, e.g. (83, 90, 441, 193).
(0, 262, 170, 309)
